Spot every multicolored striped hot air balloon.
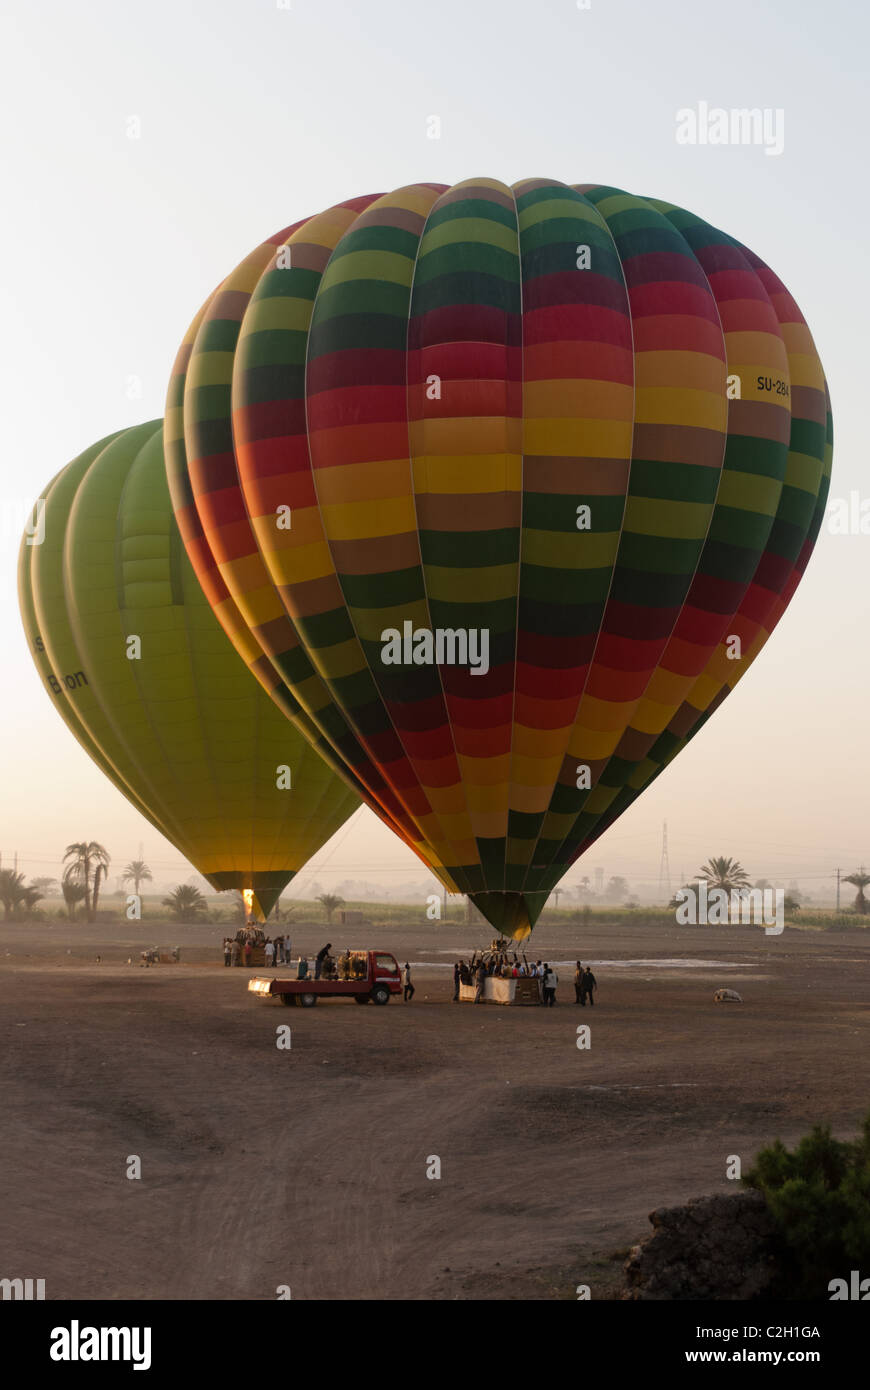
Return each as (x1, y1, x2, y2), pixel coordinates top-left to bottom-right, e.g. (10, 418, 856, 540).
(166, 178, 832, 940)
(18, 420, 360, 920)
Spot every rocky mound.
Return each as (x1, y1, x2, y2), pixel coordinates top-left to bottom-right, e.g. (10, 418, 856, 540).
(624, 1191, 777, 1299)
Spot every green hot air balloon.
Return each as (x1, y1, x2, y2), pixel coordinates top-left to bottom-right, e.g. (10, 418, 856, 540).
(18, 419, 359, 920)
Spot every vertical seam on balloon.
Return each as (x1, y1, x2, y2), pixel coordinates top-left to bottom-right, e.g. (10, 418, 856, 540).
(501, 180, 524, 900)
(302, 188, 466, 889)
(516, 185, 635, 900)
(122, 422, 231, 867)
(177, 283, 269, 872)
(549, 201, 734, 878)
(157, 412, 243, 875)
(21, 442, 159, 828)
(66, 424, 199, 863)
(402, 183, 478, 897)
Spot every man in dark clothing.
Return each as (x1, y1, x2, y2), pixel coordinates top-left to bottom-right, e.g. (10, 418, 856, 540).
(574, 961, 583, 1003)
(581, 966, 597, 1006)
(474, 961, 487, 1003)
(403, 962, 415, 1002)
(453, 961, 461, 1001)
(314, 942, 332, 980)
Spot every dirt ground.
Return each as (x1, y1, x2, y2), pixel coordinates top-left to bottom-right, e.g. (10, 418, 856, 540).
(1, 915, 868, 1300)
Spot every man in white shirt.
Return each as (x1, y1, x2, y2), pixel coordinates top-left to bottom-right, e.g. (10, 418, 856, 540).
(543, 964, 558, 1006)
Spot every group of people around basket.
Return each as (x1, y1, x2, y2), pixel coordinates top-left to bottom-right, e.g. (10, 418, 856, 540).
(452, 954, 597, 1006)
(222, 928, 291, 969)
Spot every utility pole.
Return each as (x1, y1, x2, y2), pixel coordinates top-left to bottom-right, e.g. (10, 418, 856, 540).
(658, 821, 671, 902)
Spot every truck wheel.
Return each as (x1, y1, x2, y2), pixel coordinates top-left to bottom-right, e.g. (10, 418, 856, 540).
(371, 985, 390, 1006)
(299, 992, 317, 1008)
(281, 994, 297, 1007)
(354, 995, 369, 1005)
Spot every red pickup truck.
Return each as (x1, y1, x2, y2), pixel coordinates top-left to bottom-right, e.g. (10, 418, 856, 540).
(248, 950, 402, 1007)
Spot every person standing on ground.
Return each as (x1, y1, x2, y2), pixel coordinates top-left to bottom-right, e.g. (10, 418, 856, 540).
(453, 961, 461, 1001)
(403, 962, 415, 1002)
(223, 938, 232, 967)
(243, 938, 252, 968)
(574, 961, 584, 1004)
(474, 959, 487, 1004)
(230, 937, 241, 968)
(314, 942, 332, 979)
(581, 966, 597, 1006)
(264, 937, 275, 968)
(542, 963, 557, 1006)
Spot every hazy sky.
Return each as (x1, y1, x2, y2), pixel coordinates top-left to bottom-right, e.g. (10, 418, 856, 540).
(1, 0, 866, 900)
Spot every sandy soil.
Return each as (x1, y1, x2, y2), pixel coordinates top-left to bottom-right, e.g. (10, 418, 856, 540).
(1, 915, 868, 1300)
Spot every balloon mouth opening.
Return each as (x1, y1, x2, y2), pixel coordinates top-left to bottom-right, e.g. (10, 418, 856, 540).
(205, 871, 295, 922)
(472, 891, 534, 941)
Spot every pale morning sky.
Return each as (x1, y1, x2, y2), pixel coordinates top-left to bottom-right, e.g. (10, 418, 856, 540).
(1, 0, 866, 901)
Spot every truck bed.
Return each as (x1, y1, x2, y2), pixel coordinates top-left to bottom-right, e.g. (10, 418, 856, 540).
(249, 976, 370, 997)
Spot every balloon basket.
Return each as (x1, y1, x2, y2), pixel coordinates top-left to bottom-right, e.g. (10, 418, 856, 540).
(458, 977, 542, 1006)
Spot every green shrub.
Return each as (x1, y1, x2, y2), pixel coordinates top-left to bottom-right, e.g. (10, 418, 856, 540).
(744, 1115, 870, 1297)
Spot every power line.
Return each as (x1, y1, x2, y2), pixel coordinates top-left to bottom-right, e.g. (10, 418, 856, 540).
(658, 820, 670, 901)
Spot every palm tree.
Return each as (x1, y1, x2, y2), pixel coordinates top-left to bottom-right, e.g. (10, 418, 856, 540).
(62, 842, 110, 922)
(163, 884, 207, 921)
(122, 860, 152, 898)
(549, 887, 563, 909)
(0, 870, 42, 919)
(31, 876, 58, 897)
(317, 893, 344, 924)
(696, 857, 750, 893)
(61, 880, 87, 919)
(844, 867, 870, 914)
